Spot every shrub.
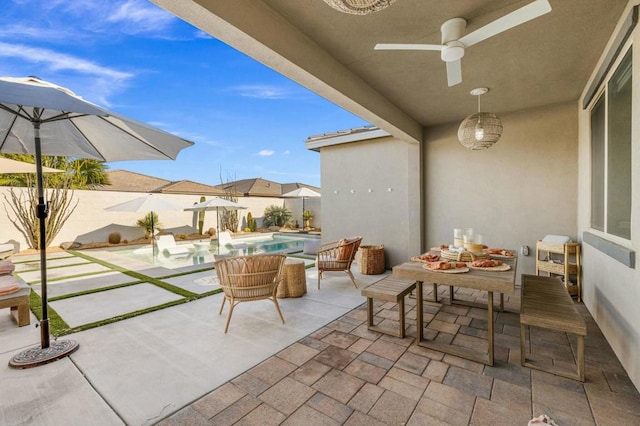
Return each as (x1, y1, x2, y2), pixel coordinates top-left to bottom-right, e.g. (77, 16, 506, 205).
(136, 212, 161, 238)
(207, 227, 216, 236)
(108, 232, 121, 244)
(262, 205, 292, 227)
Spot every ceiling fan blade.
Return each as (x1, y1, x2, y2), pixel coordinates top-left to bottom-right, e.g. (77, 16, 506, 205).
(374, 43, 443, 51)
(446, 60, 462, 87)
(459, 0, 551, 47)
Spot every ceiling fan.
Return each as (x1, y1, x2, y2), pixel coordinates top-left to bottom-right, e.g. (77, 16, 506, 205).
(374, 0, 552, 87)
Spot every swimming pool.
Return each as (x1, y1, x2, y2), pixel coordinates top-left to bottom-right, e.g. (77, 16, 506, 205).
(108, 233, 317, 269)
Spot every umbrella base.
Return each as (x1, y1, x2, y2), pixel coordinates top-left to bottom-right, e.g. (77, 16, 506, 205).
(8, 339, 79, 369)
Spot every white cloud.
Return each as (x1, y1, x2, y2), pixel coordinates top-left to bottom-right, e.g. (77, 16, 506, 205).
(283, 150, 291, 155)
(258, 150, 275, 157)
(105, 0, 177, 35)
(229, 84, 296, 100)
(0, 42, 132, 82)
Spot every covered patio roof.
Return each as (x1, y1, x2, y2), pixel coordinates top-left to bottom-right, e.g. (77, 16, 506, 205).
(151, 0, 627, 143)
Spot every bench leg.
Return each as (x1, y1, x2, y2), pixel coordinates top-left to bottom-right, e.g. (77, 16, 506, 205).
(398, 296, 405, 338)
(433, 283, 438, 302)
(367, 297, 374, 328)
(520, 323, 526, 366)
(577, 335, 585, 382)
(10, 304, 31, 327)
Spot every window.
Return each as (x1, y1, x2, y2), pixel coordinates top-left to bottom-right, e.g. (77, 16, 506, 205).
(590, 48, 632, 240)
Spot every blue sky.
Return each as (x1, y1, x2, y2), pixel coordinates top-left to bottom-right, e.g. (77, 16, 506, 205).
(0, 0, 369, 188)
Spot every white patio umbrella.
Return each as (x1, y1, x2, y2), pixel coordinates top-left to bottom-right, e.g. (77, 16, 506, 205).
(0, 76, 194, 368)
(105, 195, 186, 250)
(0, 157, 64, 174)
(282, 187, 321, 227)
(184, 197, 246, 253)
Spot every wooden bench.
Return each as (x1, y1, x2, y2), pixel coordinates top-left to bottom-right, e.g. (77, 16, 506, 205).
(361, 276, 416, 338)
(520, 274, 586, 381)
(0, 277, 31, 327)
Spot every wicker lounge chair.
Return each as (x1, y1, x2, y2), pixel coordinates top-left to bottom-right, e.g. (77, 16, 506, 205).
(316, 236, 362, 289)
(214, 253, 286, 333)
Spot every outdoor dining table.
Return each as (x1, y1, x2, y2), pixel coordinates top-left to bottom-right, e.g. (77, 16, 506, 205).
(392, 256, 517, 366)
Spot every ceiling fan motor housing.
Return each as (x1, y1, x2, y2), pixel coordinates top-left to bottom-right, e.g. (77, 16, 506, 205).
(440, 18, 467, 62)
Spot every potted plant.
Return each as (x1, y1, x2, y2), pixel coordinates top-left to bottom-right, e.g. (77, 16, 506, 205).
(302, 210, 314, 229)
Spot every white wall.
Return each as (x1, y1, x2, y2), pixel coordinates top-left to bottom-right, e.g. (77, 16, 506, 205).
(577, 0, 640, 390)
(424, 102, 579, 281)
(0, 188, 301, 250)
(319, 136, 421, 267)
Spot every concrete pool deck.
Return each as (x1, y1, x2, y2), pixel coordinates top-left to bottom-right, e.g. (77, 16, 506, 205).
(1, 249, 381, 425)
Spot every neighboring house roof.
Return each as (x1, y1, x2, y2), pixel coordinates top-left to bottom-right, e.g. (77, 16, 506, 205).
(103, 170, 171, 193)
(156, 180, 227, 196)
(217, 178, 321, 197)
(104, 170, 226, 196)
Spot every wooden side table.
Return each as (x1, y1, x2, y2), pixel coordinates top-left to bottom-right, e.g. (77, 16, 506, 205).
(277, 258, 307, 298)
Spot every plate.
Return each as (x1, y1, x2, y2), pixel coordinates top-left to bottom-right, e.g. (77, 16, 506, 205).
(468, 263, 511, 271)
(422, 264, 469, 273)
(489, 253, 516, 259)
(411, 254, 441, 263)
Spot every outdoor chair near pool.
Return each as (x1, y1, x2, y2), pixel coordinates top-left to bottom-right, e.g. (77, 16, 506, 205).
(155, 235, 195, 256)
(316, 236, 362, 289)
(214, 253, 286, 333)
(217, 231, 249, 250)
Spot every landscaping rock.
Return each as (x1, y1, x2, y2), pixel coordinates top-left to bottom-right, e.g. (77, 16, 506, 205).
(60, 241, 82, 250)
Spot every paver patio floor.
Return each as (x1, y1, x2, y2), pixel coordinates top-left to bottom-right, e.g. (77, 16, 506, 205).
(1, 250, 639, 425)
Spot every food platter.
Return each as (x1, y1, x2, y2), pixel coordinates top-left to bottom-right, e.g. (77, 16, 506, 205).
(488, 253, 515, 259)
(468, 263, 511, 271)
(422, 264, 469, 273)
(411, 253, 441, 263)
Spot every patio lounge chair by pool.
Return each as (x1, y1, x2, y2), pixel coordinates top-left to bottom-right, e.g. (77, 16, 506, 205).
(317, 236, 362, 289)
(0, 243, 15, 260)
(218, 231, 249, 249)
(156, 235, 195, 256)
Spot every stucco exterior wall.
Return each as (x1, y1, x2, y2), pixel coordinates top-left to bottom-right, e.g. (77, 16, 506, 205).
(424, 101, 579, 282)
(577, 1, 640, 390)
(0, 188, 299, 251)
(319, 136, 420, 268)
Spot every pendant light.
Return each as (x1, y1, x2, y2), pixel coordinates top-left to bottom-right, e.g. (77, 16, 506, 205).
(322, 0, 395, 15)
(458, 87, 503, 150)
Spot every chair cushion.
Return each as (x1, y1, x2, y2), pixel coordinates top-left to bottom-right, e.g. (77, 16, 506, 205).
(337, 239, 351, 261)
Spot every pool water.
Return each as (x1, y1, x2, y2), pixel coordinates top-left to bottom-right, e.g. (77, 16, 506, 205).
(110, 234, 315, 269)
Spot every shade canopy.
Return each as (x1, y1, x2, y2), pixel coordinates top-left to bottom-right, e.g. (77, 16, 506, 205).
(281, 187, 321, 198)
(0, 157, 63, 174)
(184, 197, 247, 212)
(105, 195, 186, 214)
(0, 77, 194, 161)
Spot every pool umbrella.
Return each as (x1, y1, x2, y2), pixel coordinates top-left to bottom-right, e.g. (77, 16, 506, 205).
(184, 197, 246, 253)
(105, 195, 186, 251)
(0, 76, 194, 368)
(0, 157, 64, 174)
(282, 187, 321, 227)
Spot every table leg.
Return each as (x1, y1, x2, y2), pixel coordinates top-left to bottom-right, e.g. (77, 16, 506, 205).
(487, 291, 494, 366)
(416, 281, 424, 343)
(432, 283, 438, 302)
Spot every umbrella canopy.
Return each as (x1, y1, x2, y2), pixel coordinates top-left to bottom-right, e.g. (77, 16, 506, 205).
(0, 157, 63, 173)
(105, 195, 186, 241)
(282, 187, 321, 227)
(281, 187, 321, 199)
(185, 197, 246, 253)
(0, 76, 194, 367)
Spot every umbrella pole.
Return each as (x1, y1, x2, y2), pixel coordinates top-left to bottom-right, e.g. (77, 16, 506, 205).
(9, 119, 79, 369)
(33, 123, 50, 349)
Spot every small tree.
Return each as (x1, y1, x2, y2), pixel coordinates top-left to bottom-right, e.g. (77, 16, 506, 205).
(219, 170, 240, 232)
(136, 212, 161, 238)
(263, 205, 292, 227)
(1, 154, 110, 249)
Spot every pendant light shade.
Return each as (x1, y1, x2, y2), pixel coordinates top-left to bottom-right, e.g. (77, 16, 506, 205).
(458, 88, 503, 150)
(322, 0, 396, 15)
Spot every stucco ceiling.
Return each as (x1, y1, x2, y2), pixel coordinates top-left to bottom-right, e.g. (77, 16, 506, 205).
(152, 0, 628, 142)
